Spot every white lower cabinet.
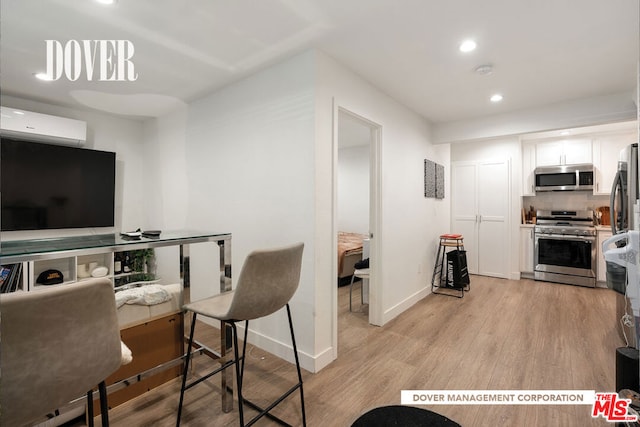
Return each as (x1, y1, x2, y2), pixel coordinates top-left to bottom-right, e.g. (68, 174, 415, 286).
(597, 228, 612, 283)
(520, 226, 535, 274)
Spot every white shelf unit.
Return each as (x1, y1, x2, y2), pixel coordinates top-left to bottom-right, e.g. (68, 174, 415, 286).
(30, 257, 77, 290)
(0, 262, 28, 293)
(26, 251, 158, 291)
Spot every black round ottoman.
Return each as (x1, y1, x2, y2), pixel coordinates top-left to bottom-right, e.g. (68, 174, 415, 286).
(351, 405, 461, 427)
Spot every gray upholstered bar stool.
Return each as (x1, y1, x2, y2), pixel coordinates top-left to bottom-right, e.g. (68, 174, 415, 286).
(177, 242, 306, 427)
(0, 278, 124, 427)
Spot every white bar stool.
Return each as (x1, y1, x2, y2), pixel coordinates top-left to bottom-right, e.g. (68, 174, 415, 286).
(349, 268, 370, 312)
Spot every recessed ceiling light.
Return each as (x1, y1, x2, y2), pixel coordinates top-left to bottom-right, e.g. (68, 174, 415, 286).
(13, 111, 25, 115)
(34, 72, 53, 81)
(490, 94, 503, 103)
(459, 39, 477, 53)
(560, 130, 571, 136)
(95, 0, 116, 4)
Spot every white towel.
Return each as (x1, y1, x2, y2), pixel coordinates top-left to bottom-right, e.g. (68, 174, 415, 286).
(115, 284, 172, 308)
(120, 341, 133, 365)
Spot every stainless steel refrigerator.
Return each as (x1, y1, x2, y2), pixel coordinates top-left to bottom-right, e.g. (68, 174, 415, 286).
(611, 143, 638, 235)
(605, 142, 640, 393)
(608, 143, 639, 348)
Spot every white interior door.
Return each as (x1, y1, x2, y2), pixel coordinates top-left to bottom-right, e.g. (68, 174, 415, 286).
(452, 159, 510, 278)
(477, 160, 509, 278)
(451, 162, 479, 274)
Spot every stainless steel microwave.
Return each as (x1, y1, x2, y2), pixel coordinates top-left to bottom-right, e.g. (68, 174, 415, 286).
(534, 164, 594, 192)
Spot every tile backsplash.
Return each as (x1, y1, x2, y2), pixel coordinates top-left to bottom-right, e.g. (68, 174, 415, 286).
(523, 192, 610, 218)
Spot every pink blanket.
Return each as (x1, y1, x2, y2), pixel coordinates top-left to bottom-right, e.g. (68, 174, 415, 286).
(338, 232, 365, 275)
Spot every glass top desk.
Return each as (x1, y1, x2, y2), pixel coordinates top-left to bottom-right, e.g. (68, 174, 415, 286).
(1, 229, 231, 292)
(0, 230, 234, 413)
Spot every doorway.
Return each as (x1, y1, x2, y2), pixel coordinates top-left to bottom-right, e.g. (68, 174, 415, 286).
(333, 105, 382, 358)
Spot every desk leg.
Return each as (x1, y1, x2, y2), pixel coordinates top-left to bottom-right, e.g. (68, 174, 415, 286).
(180, 240, 234, 413)
(180, 244, 189, 303)
(218, 239, 233, 413)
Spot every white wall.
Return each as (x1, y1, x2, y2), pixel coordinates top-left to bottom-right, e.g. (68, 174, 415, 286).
(143, 52, 318, 370)
(450, 137, 521, 279)
(140, 106, 189, 286)
(146, 50, 451, 372)
(1, 95, 146, 240)
(337, 145, 370, 234)
(315, 51, 451, 338)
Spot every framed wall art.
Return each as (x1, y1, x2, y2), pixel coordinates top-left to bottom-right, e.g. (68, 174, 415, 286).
(424, 159, 445, 199)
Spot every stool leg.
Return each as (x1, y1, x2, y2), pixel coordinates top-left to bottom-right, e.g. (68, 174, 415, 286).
(231, 322, 245, 426)
(87, 390, 94, 427)
(432, 241, 446, 290)
(176, 312, 197, 427)
(98, 381, 109, 427)
(233, 308, 306, 427)
(349, 274, 356, 312)
(239, 320, 249, 385)
(286, 304, 307, 426)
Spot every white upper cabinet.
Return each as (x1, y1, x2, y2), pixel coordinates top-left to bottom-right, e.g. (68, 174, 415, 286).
(535, 138, 592, 166)
(521, 142, 536, 196)
(592, 131, 636, 195)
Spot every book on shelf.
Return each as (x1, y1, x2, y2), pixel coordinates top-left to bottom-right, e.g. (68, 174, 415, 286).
(0, 266, 12, 293)
(0, 264, 22, 293)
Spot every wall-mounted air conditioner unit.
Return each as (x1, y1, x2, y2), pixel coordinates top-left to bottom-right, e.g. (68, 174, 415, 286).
(0, 106, 87, 146)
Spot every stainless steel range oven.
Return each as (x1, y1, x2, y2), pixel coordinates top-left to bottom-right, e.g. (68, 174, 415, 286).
(534, 210, 596, 287)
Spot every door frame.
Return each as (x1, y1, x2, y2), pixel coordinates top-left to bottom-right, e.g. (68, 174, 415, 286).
(331, 100, 383, 358)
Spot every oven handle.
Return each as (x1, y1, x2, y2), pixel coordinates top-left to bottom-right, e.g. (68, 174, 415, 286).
(535, 233, 596, 242)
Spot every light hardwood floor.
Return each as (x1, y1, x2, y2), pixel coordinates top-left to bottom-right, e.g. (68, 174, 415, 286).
(101, 276, 622, 426)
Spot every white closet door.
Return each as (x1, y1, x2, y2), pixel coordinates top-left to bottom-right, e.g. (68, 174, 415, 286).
(477, 160, 510, 278)
(451, 159, 510, 278)
(451, 162, 479, 274)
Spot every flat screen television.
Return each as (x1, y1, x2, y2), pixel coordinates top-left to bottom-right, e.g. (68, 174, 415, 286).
(1, 138, 116, 231)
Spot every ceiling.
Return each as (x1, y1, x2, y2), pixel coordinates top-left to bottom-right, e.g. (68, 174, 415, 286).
(1, 0, 638, 124)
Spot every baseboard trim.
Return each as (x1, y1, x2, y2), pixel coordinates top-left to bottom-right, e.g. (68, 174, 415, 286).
(381, 286, 430, 325)
(199, 319, 334, 374)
